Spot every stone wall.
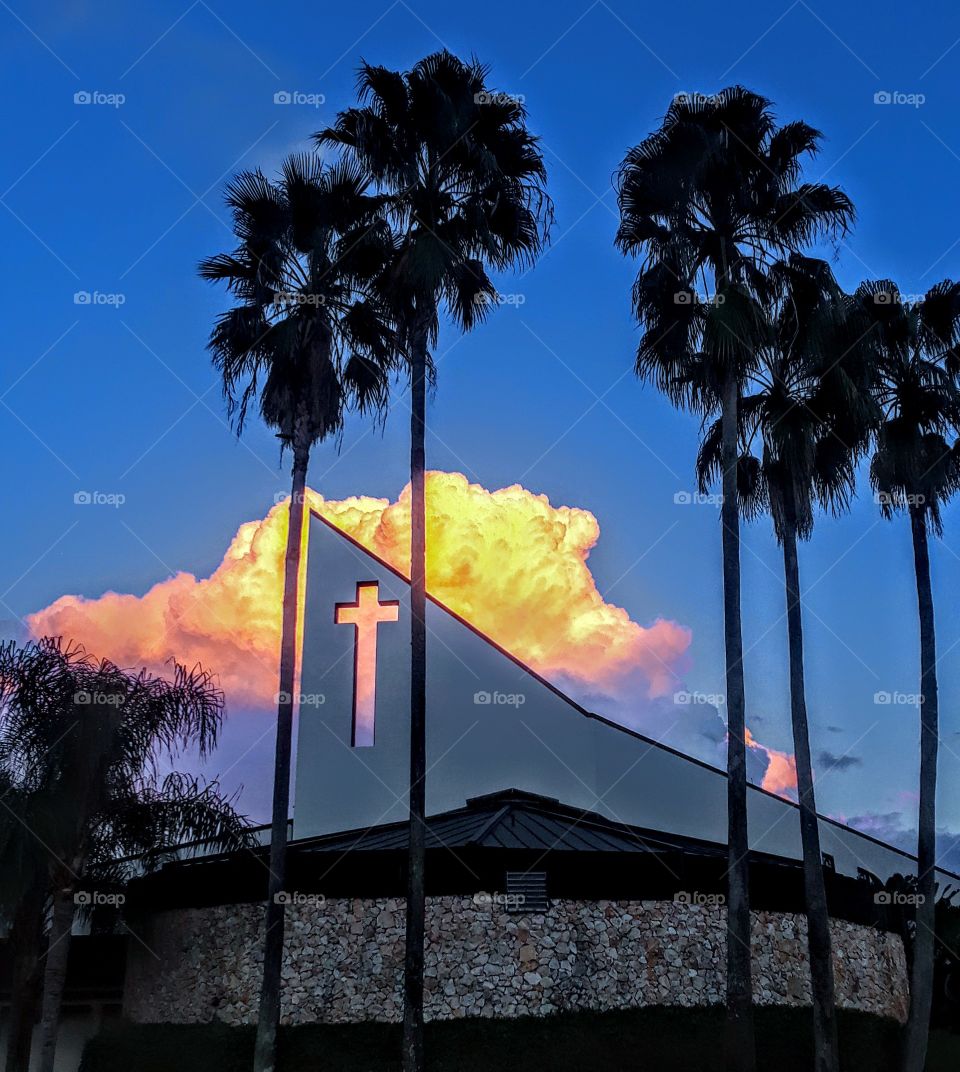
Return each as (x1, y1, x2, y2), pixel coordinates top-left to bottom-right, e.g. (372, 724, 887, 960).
(124, 897, 909, 1025)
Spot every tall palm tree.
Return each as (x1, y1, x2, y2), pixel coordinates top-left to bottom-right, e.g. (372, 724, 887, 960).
(0, 637, 252, 1072)
(699, 257, 876, 1072)
(200, 154, 396, 1072)
(316, 51, 552, 1071)
(855, 279, 960, 1072)
(615, 88, 853, 1071)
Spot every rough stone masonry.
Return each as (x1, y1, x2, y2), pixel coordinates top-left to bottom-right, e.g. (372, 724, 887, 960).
(124, 897, 909, 1025)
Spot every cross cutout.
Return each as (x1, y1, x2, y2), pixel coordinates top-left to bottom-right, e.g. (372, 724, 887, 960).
(334, 582, 399, 747)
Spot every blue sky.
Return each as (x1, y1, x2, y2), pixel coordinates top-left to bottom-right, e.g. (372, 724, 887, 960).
(2, 0, 960, 850)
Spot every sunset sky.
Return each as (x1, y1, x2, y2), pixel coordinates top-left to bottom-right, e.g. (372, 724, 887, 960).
(2, 0, 960, 863)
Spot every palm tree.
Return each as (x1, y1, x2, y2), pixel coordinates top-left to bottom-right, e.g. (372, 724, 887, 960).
(0, 770, 46, 1072)
(316, 51, 552, 1071)
(200, 154, 396, 1072)
(0, 637, 252, 1072)
(615, 88, 853, 1070)
(855, 279, 960, 1072)
(699, 257, 876, 1072)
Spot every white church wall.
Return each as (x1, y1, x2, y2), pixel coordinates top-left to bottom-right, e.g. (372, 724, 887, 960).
(294, 512, 945, 889)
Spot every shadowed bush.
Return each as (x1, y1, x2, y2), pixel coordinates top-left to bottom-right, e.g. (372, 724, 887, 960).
(78, 1007, 960, 1071)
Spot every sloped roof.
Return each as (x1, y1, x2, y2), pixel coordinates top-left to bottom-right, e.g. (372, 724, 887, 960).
(292, 788, 727, 858)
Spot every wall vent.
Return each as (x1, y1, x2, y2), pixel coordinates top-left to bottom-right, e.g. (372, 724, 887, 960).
(506, 871, 548, 913)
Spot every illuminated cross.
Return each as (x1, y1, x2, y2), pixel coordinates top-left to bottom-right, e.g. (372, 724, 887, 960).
(334, 582, 399, 746)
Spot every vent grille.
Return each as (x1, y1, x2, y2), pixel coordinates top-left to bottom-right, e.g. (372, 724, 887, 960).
(506, 871, 548, 913)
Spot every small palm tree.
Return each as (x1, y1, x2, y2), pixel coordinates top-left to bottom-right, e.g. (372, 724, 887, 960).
(200, 154, 396, 1072)
(0, 637, 252, 1072)
(0, 767, 46, 1072)
(855, 279, 960, 1072)
(699, 257, 876, 1072)
(615, 88, 853, 1071)
(317, 51, 552, 1071)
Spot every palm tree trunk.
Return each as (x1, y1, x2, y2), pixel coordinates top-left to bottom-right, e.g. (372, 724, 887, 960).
(781, 501, 839, 1072)
(402, 326, 428, 1072)
(901, 503, 939, 1072)
(35, 888, 74, 1072)
(253, 432, 310, 1072)
(4, 892, 44, 1072)
(720, 370, 755, 1072)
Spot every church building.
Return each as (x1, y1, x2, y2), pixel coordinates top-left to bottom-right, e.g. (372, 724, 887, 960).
(32, 507, 953, 1033)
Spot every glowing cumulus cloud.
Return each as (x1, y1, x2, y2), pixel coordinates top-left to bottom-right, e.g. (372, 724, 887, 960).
(26, 471, 795, 796)
(28, 473, 691, 707)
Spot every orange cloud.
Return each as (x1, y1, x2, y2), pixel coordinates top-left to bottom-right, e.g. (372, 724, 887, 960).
(746, 728, 799, 798)
(27, 472, 691, 710)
